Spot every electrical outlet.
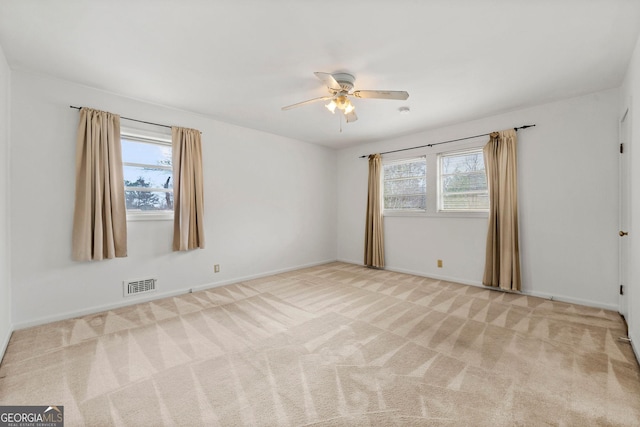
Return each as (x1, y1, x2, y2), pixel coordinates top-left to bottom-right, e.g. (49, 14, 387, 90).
(437, 259, 443, 268)
(214, 264, 220, 273)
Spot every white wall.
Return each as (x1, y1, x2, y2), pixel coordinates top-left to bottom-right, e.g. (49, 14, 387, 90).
(10, 71, 337, 328)
(620, 32, 640, 360)
(0, 45, 12, 358)
(337, 89, 620, 310)
(3, 66, 627, 335)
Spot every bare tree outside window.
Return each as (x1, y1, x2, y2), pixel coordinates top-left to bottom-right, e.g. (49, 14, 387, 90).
(440, 150, 488, 211)
(383, 158, 427, 210)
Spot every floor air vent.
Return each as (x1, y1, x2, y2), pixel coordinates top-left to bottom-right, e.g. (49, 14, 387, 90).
(124, 278, 156, 297)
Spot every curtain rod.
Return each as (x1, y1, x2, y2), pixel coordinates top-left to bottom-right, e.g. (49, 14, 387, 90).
(70, 105, 172, 130)
(358, 124, 536, 158)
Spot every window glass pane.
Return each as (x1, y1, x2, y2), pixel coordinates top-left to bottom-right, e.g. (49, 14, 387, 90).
(125, 190, 174, 211)
(439, 150, 488, 211)
(121, 134, 174, 216)
(384, 194, 426, 210)
(440, 152, 483, 175)
(383, 158, 426, 210)
(441, 172, 487, 193)
(384, 176, 426, 195)
(123, 165, 173, 190)
(122, 138, 172, 167)
(384, 162, 425, 179)
(442, 193, 489, 210)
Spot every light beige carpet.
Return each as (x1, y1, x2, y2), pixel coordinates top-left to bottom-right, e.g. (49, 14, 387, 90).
(1, 262, 639, 426)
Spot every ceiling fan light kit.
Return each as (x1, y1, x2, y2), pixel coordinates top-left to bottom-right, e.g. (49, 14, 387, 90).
(326, 95, 354, 115)
(282, 71, 409, 125)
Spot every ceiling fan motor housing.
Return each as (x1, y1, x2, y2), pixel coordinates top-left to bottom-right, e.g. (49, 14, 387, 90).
(332, 73, 355, 92)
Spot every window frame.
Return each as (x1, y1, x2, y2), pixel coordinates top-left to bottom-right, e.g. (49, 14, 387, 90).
(382, 156, 427, 212)
(382, 137, 490, 218)
(121, 127, 174, 222)
(437, 147, 489, 213)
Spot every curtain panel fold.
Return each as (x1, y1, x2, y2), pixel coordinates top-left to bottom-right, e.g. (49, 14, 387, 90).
(483, 129, 521, 291)
(71, 108, 127, 261)
(172, 126, 205, 251)
(364, 153, 385, 268)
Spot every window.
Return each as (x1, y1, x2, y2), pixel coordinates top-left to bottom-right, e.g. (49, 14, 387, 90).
(383, 157, 427, 210)
(121, 129, 173, 220)
(382, 141, 490, 217)
(438, 148, 488, 211)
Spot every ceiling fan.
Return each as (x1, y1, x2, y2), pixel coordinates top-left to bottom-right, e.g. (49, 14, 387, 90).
(281, 72, 409, 123)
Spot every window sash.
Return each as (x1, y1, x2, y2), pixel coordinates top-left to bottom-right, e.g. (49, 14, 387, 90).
(124, 187, 172, 193)
(382, 141, 491, 217)
(383, 157, 427, 211)
(123, 161, 172, 171)
(438, 148, 488, 212)
(121, 130, 173, 219)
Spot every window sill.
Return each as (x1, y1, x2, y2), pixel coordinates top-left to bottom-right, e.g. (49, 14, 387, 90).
(127, 212, 174, 222)
(384, 210, 489, 219)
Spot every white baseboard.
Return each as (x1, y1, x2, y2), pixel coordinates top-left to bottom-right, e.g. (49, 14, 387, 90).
(13, 259, 338, 331)
(190, 259, 338, 292)
(519, 290, 618, 312)
(0, 323, 13, 364)
(630, 328, 640, 367)
(383, 265, 484, 288)
(12, 258, 622, 331)
(13, 288, 188, 330)
(336, 258, 362, 267)
(337, 258, 485, 288)
(336, 259, 618, 312)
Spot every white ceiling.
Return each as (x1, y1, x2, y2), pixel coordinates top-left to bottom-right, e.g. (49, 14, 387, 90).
(1, 1, 639, 148)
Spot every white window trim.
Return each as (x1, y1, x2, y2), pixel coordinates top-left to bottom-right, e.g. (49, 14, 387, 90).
(383, 156, 427, 212)
(126, 211, 174, 222)
(382, 137, 490, 218)
(121, 127, 174, 222)
(437, 147, 489, 213)
(383, 210, 489, 219)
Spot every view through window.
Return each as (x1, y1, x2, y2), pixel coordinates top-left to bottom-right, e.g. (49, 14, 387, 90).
(439, 149, 489, 211)
(383, 157, 427, 210)
(121, 131, 173, 217)
(382, 146, 489, 214)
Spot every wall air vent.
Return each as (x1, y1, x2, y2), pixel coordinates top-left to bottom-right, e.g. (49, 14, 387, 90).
(124, 278, 156, 297)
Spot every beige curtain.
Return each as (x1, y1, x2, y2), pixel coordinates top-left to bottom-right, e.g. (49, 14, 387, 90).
(71, 108, 127, 261)
(364, 154, 385, 268)
(172, 126, 205, 251)
(483, 129, 521, 290)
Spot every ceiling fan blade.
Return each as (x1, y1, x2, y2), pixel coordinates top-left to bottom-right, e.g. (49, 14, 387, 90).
(352, 90, 409, 100)
(281, 96, 333, 111)
(345, 111, 358, 123)
(314, 72, 342, 91)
